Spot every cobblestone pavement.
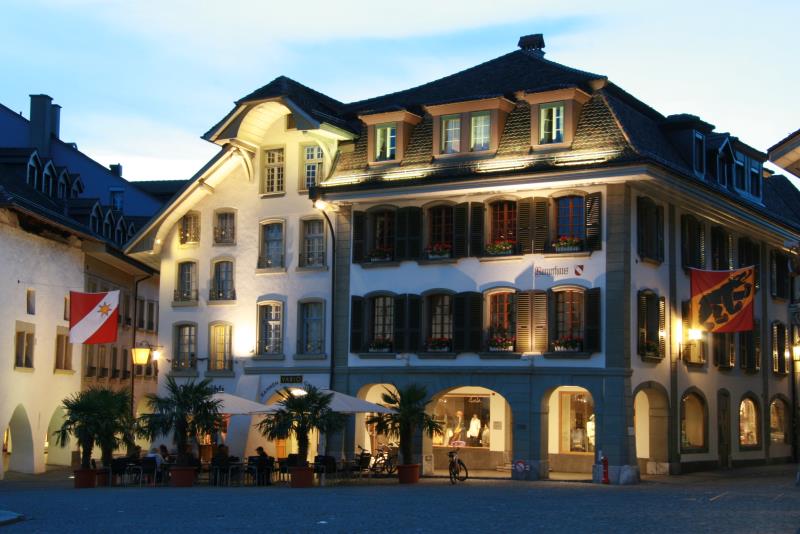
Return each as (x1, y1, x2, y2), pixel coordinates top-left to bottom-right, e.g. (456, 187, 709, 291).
(1, 465, 799, 533)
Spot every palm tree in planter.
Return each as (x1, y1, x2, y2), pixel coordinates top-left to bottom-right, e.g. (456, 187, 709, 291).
(55, 387, 133, 488)
(138, 376, 223, 486)
(366, 384, 442, 484)
(257, 385, 345, 488)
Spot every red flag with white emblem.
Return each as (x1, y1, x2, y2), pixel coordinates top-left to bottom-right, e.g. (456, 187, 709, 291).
(69, 291, 120, 344)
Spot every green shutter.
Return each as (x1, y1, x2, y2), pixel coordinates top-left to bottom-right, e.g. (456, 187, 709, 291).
(533, 198, 549, 253)
(585, 192, 602, 251)
(406, 295, 422, 353)
(532, 291, 548, 353)
(637, 290, 647, 357)
(393, 295, 407, 353)
(469, 203, 484, 257)
(515, 291, 532, 353)
(352, 211, 366, 263)
(584, 287, 601, 353)
(517, 198, 533, 254)
(350, 296, 365, 353)
(395, 207, 422, 261)
(453, 203, 469, 258)
(452, 293, 467, 353)
(467, 292, 483, 352)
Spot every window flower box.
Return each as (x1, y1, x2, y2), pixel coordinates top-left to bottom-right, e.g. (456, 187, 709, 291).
(368, 247, 393, 262)
(368, 337, 392, 353)
(488, 332, 515, 352)
(485, 239, 516, 256)
(553, 336, 583, 352)
(639, 340, 659, 357)
(427, 337, 451, 352)
(425, 242, 452, 260)
(552, 236, 583, 253)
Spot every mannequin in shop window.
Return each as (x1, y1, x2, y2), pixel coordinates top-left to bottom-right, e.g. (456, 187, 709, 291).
(451, 410, 465, 445)
(467, 414, 482, 446)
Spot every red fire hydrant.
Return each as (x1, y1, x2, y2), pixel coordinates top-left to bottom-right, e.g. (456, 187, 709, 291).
(601, 454, 610, 484)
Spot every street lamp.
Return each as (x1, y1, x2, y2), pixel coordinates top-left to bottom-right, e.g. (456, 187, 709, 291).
(312, 198, 338, 390)
(130, 342, 161, 416)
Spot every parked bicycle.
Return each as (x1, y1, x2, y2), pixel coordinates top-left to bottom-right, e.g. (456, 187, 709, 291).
(448, 448, 468, 484)
(370, 443, 398, 475)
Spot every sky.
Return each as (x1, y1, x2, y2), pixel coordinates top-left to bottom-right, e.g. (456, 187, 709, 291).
(1, 0, 798, 182)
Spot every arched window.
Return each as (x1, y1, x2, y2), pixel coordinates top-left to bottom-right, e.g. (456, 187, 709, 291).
(26, 155, 40, 189)
(173, 323, 197, 370)
(428, 205, 453, 254)
(555, 195, 585, 241)
(102, 212, 114, 238)
(70, 177, 84, 198)
(42, 163, 56, 196)
(489, 200, 516, 252)
(370, 209, 395, 260)
(426, 293, 453, 352)
(90, 205, 101, 234)
(680, 392, 706, 451)
(114, 219, 125, 244)
(57, 172, 69, 200)
(213, 209, 236, 245)
(180, 212, 200, 244)
(209, 322, 232, 371)
(554, 288, 584, 348)
(175, 261, 198, 303)
(258, 301, 284, 356)
(739, 397, 760, 447)
(770, 398, 789, 444)
(487, 290, 515, 351)
(210, 260, 235, 301)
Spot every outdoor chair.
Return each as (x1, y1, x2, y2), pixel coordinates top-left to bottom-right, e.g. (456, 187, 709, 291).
(344, 452, 371, 478)
(313, 455, 338, 481)
(110, 457, 129, 486)
(245, 456, 274, 486)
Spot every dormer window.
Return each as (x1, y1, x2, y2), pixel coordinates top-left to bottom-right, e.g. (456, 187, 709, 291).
(470, 112, 491, 151)
(749, 161, 761, 198)
(441, 115, 461, 154)
(375, 123, 397, 161)
(734, 152, 746, 190)
(539, 103, 564, 144)
(693, 132, 705, 175)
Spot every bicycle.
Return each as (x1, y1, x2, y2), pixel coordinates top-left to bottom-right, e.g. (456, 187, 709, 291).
(370, 444, 398, 475)
(448, 448, 468, 484)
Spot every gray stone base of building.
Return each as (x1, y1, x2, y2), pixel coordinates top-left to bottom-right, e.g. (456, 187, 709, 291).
(592, 464, 640, 485)
(510, 459, 549, 481)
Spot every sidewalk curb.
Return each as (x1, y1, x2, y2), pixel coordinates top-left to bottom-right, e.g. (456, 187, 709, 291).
(0, 511, 24, 526)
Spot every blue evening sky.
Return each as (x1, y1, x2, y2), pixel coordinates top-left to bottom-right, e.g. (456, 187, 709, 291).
(1, 0, 798, 182)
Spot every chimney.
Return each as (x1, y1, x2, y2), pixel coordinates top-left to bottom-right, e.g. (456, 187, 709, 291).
(29, 94, 53, 156)
(109, 164, 123, 177)
(518, 33, 545, 57)
(50, 104, 61, 140)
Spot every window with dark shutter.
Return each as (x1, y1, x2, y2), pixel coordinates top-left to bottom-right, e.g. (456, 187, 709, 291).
(770, 250, 790, 299)
(453, 292, 482, 353)
(712, 332, 735, 369)
(637, 197, 664, 263)
(531, 291, 548, 353)
(486, 291, 513, 352)
(371, 210, 396, 261)
(637, 290, 663, 359)
(710, 227, 731, 270)
(584, 288, 601, 353)
(427, 205, 453, 259)
(515, 291, 532, 353)
(395, 207, 422, 261)
(368, 295, 394, 352)
(406, 294, 422, 353)
(681, 214, 705, 270)
(352, 211, 366, 263)
(469, 203, 485, 257)
(425, 294, 452, 351)
(517, 198, 533, 254)
(350, 296, 365, 353)
(584, 192, 602, 252)
(453, 203, 469, 258)
(393, 295, 407, 353)
(681, 300, 706, 364)
(488, 201, 517, 254)
(532, 198, 549, 253)
(772, 321, 787, 374)
(739, 319, 760, 373)
(738, 237, 760, 290)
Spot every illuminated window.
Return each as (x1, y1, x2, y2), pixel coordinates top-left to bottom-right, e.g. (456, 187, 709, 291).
(375, 124, 397, 161)
(739, 397, 759, 447)
(301, 219, 325, 267)
(263, 148, 284, 194)
(680, 392, 706, 451)
(179, 212, 200, 244)
(209, 323, 232, 371)
(539, 102, 564, 144)
(770, 399, 789, 444)
(258, 222, 284, 269)
(470, 112, 490, 151)
(173, 324, 197, 370)
(258, 302, 283, 355)
(559, 391, 595, 453)
(303, 146, 324, 190)
(441, 115, 461, 154)
(489, 200, 516, 249)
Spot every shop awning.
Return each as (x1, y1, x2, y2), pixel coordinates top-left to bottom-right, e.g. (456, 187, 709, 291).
(263, 389, 394, 414)
(212, 392, 272, 415)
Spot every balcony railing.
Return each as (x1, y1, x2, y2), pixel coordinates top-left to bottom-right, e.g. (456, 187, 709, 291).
(257, 255, 284, 269)
(209, 288, 236, 301)
(171, 356, 197, 371)
(179, 228, 200, 245)
(174, 288, 199, 302)
(299, 253, 325, 268)
(214, 226, 235, 245)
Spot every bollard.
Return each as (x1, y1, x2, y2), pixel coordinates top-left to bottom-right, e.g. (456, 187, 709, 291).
(601, 455, 610, 484)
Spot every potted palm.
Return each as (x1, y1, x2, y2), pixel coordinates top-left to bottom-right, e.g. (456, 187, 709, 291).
(138, 377, 223, 487)
(366, 384, 442, 484)
(257, 385, 345, 488)
(54, 387, 132, 489)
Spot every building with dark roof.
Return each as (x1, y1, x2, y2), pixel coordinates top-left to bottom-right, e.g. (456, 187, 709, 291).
(129, 34, 799, 482)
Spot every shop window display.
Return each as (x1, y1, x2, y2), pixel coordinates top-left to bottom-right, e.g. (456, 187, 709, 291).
(739, 398, 759, 447)
(770, 399, 789, 444)
(432, 395, 491, 448)
(680, 393, 705, 450)
(559, 391, 595, 453)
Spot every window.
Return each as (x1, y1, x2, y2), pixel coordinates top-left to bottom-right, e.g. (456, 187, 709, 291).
(63, 296, 70, 321)
(209, 323, 232, 371)
(488, 292, 514, 350)
(370, 210, 395, 260)
(693, 132, 705, 175)
(57, 176, 68, 200)
(710, 227, 731, 270)
(738, 238, 760, 290)
(681, 392, 706, 451)
(258, 222, 284, 268)
(14, 323, 34, 369)
(90, 208, 100, 234)
(110, 190, 124, 210)
(555, 196, 585, 245)
(681, 214, 705, 269)
(440, 115, 461, 154)
(637, 197, 664, 262)
(554, 289, 583, 350)
(85, 345, 96, 377)
(470, 112, 490, 151)
(559, 391, 595, 453)
(716, 152, 731, 187)
(428, 205, 453, 255)
(370, 296, 394, 351)
(749, 162, 761, 197)
(426, 294, 453, 351)
(539, 102, 564, 144)
(26, 159, 38, 188)
(180, 212, 200, 244)
(302, 145, 324, 190)
(26, 289, 35, 315)
(712, 332, 735, 368)
(114, 221, 124, 244)
(175, 262, 198, 302)
(738, 319, 761, 372)
(97, 345, 108, 377)
(110, 347, 119, 378)
(770, 399, 789, 444)
(375, 124, 397, 161)
(734, 153, 746, 190)
(770, 250, 790, 299)
(258, 302, 283, 355)
(146, 301, 155, 331)
(54, 329, 71, 371)
(211, 260, 235, 301)
(637, 290, 664, 359)
(173, 324, 197, 370)
(214, 211, 235, 245)
(263, 148, 285, 194)
(488, 200, 516, 253)
(136, 297, 145, 329)
(299, 301, 324, 354)
(771, 321, 788, 374)
(301, 219, 325, 267)
(739, 397, 760, 448)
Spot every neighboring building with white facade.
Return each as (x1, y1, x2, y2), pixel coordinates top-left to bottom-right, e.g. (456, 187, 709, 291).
(130, 34, 800, 481)
(0, 96, 171, 478)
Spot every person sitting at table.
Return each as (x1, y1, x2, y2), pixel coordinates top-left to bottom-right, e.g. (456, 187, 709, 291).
(254, 446, 273, 486)
(145, 447, 164, 483)
(159, 444, 170, 461)
(211, 444, 231, 485)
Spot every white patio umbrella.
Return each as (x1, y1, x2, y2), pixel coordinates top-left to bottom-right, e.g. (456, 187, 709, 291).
(263, 389, 394, 414)
(211, 392, 273, 415)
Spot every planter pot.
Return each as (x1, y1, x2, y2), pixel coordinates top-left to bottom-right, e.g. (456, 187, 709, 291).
(73, 468, 96, 489)
(553, 245, 580, 253)
(169, 466, 197, 487)
(397, 464, 420, 484)
(94, 468, 110, 487)
(290, 466, 315, 488)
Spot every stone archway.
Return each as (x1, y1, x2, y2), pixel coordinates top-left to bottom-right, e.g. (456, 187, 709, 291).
(45, 406, 72, 467)
(4, 404, 35, 475)
(633, 382, 669, 475)
(355, 383, 398, 456)
(543, 386, 596, 477)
